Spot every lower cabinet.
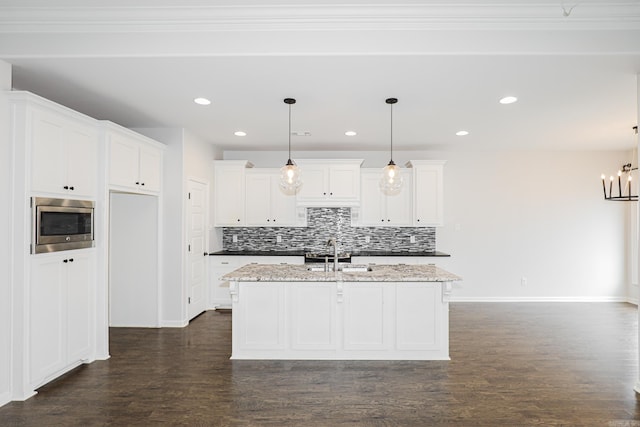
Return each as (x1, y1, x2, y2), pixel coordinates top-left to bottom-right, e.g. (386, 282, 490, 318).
(231, 280, 449, 360)
(29, 250, 94, 389)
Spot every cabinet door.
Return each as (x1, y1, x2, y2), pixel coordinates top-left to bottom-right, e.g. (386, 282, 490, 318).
(31, 110, 67, 195)
(245, 173, 272, 226)
(296, 165, 327, 200)
(109, 135, 139, 189)
(290, 283, 337, 350)
(270, 178, 297, 225)
(30, 254, 66, 387)
(328, 164, 360, 201)
(343, 283, 393, 351)
(385, 171, 413, 226)
(214, 167, 245, 226)
(138, 145, 162, 193)
(66, 253, 92, 363)
(359, 171, 386, 225)
(414, 165, 443, 226)
(65, 125, 98, 198)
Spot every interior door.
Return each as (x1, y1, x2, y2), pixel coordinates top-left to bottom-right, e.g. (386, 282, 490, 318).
(187, 179, 208, 321)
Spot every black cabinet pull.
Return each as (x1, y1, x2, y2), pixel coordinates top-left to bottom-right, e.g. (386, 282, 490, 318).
(135, 181, 140, 185)
(381, 219, 384, 222)
(330, 192, 333, 196)
(69, 186, 74, 190)
(63, 259, 68, 263)
(141, 183, 145, 186)
(203, 252, 208, 257)
(417, 219, 420, 222)
(63, 185, 69, 190)
(69, 258, 74, 262)
(237, 219, 240, 222)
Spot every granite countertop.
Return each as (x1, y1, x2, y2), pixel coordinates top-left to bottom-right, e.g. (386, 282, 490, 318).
(222, 263, 461, 283)
(208, 250, 450, 257)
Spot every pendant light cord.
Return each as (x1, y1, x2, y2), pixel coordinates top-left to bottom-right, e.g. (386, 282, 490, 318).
(288, 103, 292, 160)
(389, 101, 393, 163)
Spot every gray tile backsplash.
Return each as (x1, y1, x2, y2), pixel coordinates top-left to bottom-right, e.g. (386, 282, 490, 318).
(222, 207, 435, 253)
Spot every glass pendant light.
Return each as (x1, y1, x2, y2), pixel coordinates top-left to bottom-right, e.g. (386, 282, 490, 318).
(279, 98, 302, 193)
(380, 97, 403, 194)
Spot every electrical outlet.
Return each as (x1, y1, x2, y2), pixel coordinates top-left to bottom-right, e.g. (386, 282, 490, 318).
(232, 235, 238, 243)
(365, 236, 371, 243)
(521, 276, 527, 286)
(276, 235, 282, 243)
(410, 236, 416, 244)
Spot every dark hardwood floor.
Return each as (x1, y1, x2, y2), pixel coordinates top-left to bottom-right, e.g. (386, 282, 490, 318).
(2, 302, 640, 426)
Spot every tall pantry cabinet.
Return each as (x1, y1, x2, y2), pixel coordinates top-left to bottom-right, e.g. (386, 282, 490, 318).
(8, 92, 99, 399)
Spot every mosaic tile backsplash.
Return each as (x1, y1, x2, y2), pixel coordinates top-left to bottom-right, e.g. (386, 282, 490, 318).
(222, 208, 436, 253)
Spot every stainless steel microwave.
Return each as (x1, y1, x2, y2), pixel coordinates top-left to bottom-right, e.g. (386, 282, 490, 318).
(32, 197, 95, 254)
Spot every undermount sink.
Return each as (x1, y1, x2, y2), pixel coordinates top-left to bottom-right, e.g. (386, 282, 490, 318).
(306, 264, 373, 272)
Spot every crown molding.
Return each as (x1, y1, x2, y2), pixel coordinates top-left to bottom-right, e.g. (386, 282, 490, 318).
(1, 3, 640, 33)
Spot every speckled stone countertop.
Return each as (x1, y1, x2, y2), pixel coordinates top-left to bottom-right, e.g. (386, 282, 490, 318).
(222, 263, 461, 283)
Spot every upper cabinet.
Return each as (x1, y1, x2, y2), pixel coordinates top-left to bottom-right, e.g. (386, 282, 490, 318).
(10, 93, 99, 199)
(407, 160, 445, 227)
(105, 122, 164, 194)
(295, 159, 363, 206)
(356, 169, 413, 227)
(213, 160, 253, 227)
(245, 169, 300, 227)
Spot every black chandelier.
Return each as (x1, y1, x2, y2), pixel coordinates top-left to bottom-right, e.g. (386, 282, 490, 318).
(601, 126, 638, 202)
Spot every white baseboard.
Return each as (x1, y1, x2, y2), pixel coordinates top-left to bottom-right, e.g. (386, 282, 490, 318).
(450, 296, 629, 303)
(0, 390, 10, 408)
(161, 319, 188, 328)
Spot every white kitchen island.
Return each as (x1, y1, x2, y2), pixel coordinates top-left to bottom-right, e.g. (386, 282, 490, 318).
(223, 263, 461, 360)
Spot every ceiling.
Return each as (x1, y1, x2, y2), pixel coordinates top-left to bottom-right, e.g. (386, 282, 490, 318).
(1, 0, 640, 152)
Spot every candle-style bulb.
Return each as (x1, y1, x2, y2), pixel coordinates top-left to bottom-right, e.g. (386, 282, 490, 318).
(610, 176, 614, 181)
(601, 174, 606, 180)
(618, 170, 622, 177)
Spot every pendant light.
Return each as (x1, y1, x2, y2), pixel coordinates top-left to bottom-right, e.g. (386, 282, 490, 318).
(279, 98, 302, 193)
(380, 97, 403, 194)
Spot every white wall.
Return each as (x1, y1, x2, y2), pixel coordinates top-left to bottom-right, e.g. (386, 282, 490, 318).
(0, 60, 12, 405)
(134, 128, 219, 326)
(226, 148, 630, 301)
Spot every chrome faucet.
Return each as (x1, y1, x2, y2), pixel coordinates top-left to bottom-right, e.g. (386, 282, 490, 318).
(327, 237, 338, 272)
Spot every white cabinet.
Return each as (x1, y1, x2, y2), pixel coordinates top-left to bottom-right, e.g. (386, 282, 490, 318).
(106, 124, 163, 194)
(209, 255, 304, 309)
(295, 159, 363, 206)
(407, 160, 445, 226)
(356, 169, 413, 226)
(230, 280, 450, 360)
(213, 160, 253, 226)
(245, 169, 298, 226)
(25, 101, 98, 198)
(29, 250, 94, 389)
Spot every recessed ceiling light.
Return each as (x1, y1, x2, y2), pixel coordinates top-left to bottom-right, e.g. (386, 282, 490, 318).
(456, 130, 469, 136)
(345, 131, 357, 136)
(194, 97, 211, 105)
(499, 96, 518, 104)
(234, 131, 247, 137)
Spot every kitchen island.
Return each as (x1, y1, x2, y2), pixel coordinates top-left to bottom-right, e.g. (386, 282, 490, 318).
(223, 263, 461, 360)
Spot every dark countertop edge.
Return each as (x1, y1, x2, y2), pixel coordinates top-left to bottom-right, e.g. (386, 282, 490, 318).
(208, 250, 450, 257)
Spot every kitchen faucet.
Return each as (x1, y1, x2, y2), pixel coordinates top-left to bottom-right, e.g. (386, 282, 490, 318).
(327, 237, 338, 272)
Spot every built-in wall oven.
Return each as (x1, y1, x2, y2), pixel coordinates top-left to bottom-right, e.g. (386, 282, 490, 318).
(31, 197, 95, 254)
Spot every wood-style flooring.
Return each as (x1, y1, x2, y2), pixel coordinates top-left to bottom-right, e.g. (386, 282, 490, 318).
(1, 302, 640, 426)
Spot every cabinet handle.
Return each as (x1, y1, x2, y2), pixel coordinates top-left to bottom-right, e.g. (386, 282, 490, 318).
(381, 219, 384, 222)
(203, 252, 208, 256)
(417, 219, 420, 222)
(69, 186, 74, 190)
(330, 192, 333, 196)
(135, 181, 140, 185)
(63, 259, 68, 263)
(141, 183, 145, 186)
(69, 258, 74, 262)
(63, 186, 69, 190)
(237, 219, 240, 222)
(267, 219, 270, 222)
(387, 219, 390, 222)
(323, 192, 326, 195)
(273, 219, 276, 222)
